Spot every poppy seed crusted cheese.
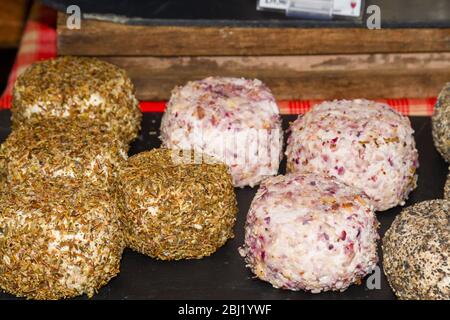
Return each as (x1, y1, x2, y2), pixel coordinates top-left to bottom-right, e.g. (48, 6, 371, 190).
(0, 179, 124, 300)
(239, 172, 379, 293)
(382, 200, 449, 300)
(12, 56, 142, 143)
(160, 77, 283, 188)
(432, 83, 450, 163)
(0, 118, 128, 189)
(286, 99, 419, 212)
(115, 148, 238, 260)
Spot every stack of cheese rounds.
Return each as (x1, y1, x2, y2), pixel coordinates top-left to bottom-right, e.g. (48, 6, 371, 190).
(0, 57, 142, 299)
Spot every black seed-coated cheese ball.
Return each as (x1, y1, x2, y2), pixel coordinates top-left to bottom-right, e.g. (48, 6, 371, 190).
(382, 200, 449, 300)
(432, 83, 450, 163)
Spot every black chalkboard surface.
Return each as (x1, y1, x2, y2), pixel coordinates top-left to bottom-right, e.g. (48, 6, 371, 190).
(43, 0, 450, 28)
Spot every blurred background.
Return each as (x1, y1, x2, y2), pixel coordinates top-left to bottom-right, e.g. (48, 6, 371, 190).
(1, 0, 449, 107)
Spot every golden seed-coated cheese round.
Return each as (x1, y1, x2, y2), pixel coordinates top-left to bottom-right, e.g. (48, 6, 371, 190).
(0, 179, 124, 300)
(382, 200, 449, 300)
(0, 118, 128, 189)
(12, 56, 142, 143)
(115, 148, 238, 260)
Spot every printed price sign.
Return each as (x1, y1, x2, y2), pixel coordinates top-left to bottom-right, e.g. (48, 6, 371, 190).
(258, 0, 363, 18)
(333, 0, 363, 17)
(257, 0, 289, 11)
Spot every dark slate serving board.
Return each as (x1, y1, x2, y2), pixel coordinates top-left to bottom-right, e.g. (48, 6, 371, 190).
(43, 0, 450, 28)
(0, 110, 448, 300)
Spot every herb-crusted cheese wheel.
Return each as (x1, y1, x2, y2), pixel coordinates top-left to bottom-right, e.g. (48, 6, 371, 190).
(0, 118, 127, 189)
(432, 83, 450, 163)
(382, 200, 449, 300)
(286, 99, 419, 211)
(160, 77, 283, 188)
(239, 172, 379, 293)
(115, 148, 238, 260)
(12, 56, 142, 143)
(0, 179, 124, 300)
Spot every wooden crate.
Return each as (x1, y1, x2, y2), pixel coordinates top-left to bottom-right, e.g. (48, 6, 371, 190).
(57, 13, 450, 101)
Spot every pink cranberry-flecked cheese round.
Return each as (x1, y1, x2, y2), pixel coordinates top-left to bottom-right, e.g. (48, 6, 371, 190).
(160, 77, 283, 188)
(239, 172, 379, 293)
(285, 99, 419, 211)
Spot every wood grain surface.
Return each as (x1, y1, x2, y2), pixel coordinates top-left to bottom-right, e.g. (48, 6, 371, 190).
(95, 53, 450, 100)
(57, 13, 450, 56)
(0, 0, 27, 48)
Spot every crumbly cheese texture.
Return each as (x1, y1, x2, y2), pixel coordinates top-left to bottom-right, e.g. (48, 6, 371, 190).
(432, 83, 450, 163)
(12, 56, 142, 143)
(0, 118, 127, 189)
(382, 200, 449, 300)
(160, 77, 283, 188)
(239, 172, 379, 293)
(0, 179, 124, 300)
(286, 99, 419, 211)
(115, 148, 238, 260)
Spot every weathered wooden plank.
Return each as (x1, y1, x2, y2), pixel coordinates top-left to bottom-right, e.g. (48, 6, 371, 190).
(0, 0, 27, 48)
(94, 53, 450, 100)
(57, 13, 450, 56)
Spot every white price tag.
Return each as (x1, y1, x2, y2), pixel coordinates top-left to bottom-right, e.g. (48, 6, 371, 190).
(257, 0, 363, 18)
(333, 0, 362, 17)
(257, 0, 289, 12)
(287, 0, 334, 18)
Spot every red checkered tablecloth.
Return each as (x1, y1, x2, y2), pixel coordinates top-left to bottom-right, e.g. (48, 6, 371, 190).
(0, 4, 437, 116)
